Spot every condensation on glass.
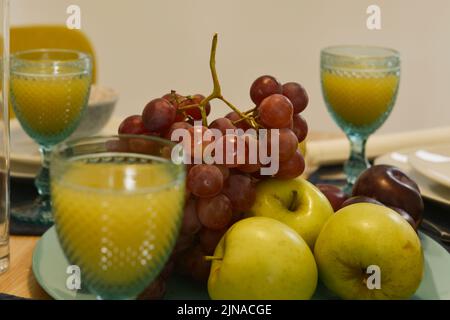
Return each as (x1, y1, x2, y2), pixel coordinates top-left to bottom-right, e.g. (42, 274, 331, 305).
(0, 0, 10, 274)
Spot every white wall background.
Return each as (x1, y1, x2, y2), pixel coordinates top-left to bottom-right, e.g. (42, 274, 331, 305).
(10, 0, 450, 134)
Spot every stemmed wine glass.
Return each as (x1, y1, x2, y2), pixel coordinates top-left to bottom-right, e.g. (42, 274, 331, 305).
(320, 46, 400, 192)
(10, 49, 92, 224)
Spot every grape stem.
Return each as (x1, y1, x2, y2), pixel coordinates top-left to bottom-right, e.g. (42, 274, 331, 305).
(196, 33, 258, 129)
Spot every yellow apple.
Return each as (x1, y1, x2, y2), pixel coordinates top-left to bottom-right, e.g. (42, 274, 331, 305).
(248, 178, 334, 248)
(207, 217, 317, 300)
(314, 203, 424, 300)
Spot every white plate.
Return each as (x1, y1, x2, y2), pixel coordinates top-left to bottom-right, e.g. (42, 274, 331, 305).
(375, 148, 450, 206)
(10, 116, 123, 178)
(409, 144, 450, 189)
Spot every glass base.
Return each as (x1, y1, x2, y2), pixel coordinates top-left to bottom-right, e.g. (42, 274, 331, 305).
(11, 197, 54, 226)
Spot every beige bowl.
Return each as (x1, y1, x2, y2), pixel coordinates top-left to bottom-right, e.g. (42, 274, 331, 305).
(71, 85, 119, 138)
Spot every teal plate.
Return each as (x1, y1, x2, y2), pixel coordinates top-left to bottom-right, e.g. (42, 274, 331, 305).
(33, 226, 450, 300)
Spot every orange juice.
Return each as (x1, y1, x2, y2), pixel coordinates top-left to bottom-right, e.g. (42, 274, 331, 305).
(52, 160, 184, 295)
(10, 65, 90, 144)
(322, 71, 399, 127)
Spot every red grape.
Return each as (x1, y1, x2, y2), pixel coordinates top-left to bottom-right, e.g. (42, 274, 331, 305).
(209, 117, 236, 135)
(225, 111, 252, 131)
(199, 227, 227, 255)
(162, 92, 186, 121)
(270, 128, 298, 162)
(250, 75, 282, 105)
(222, 174, 257, 212)
(258, 94, 293, 129)
(184, 125, 211, 163)
(275, 150, 305, 179)
(187, 164, 223, 198)
(215, 165, 230, 181)
(118, 115, 150, 135)
(180, 198, 202, 235)
(164, 121, 193, 142)
(179, 94, 211, 120)
(292, 114, 308, 142)
(213, 134, 246, 168)
(238, 135, 261, 173)
(186, 245, 211, 282)
(172, 232, 195, 256)
(282, 82, 309, 114)
(197, 194, 232, 230)
(142, 98, 176, 133)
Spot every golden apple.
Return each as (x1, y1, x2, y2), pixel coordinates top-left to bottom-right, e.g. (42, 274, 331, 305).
(314, 203, 424, 300)
(248, 178, 334, 248)
(208, 217, 317, 300)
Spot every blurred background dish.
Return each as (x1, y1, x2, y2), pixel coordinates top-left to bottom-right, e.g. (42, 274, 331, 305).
(71, 84, 119, 138)
(408, 145, 450, 189)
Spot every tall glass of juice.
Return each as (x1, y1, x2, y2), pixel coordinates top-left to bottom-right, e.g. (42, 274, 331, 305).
(50, 135, 185, 299)
(0, 0, 10, 274)
(10, 49, 92, 224)
(321, 46, 400, 191)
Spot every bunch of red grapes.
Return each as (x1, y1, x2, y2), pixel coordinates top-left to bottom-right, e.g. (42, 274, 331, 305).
(119, 75, 309, 299)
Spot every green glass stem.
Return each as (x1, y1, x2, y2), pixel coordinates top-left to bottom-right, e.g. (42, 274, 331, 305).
(35, 146, 52, 197)
(344, 134, 370, 193)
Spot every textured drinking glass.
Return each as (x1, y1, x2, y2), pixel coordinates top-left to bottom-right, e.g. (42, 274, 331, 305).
(321, 46, 400, 191)
(0, 0, 9, 274)
(10, 49, 92, 225)
(50, 135, 185, 300)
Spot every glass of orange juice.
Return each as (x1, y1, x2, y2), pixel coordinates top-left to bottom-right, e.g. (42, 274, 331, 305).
(50, 135, 185, 299)
(321, 46, 400, 191)
(10, 49, 92, 224)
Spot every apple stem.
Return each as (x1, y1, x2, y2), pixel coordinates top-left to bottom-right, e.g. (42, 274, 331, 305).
(288, 190, 299, 212)
(204, 256, 222, 262)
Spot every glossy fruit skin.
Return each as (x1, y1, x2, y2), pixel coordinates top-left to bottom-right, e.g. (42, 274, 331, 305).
(275, 128, 299, 162)
(341, 196, 384, 209)
(316, 184, 348, 212)
(222, 174, 257, 212)
(225, 111, 252, 131)
(250, 75, 283, 105)
(142, 98, 176, 133)
(390, 207, 418, 231)
(179, 94, 211, 120)
(208, 217, 318, 300)
(314, 203, 423, 300)
(209, 118, 237, 135)
(187, 164, 223, 198)
(352, 165, 424, 226)
(292, 114, 308, 142)
(164, 121, 193, 142)
(275, 150, 305, 179)
(197, 194, 233, 230)
(258, 94, 294, 129)
(162, 92, 185, 121)
(118, 115, 151, 135)
(282, 82, 309, 114)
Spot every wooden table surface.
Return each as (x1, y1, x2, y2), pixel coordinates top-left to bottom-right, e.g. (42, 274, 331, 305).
(0, 132, 344, 300)
(1, 236, 50, 299)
